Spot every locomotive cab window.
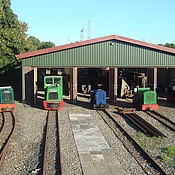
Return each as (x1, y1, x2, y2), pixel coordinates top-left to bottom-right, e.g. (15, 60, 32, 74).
(54, 78, 61, 86)
(46, 78, 52, 86)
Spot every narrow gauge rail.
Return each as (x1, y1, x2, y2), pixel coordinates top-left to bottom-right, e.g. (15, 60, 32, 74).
(42, 110, 62, 175)
(97, 109, 168, 175)
(146, 110, 175, 132)
(0, 112, 16, 170)
(118, 108, 166, 137)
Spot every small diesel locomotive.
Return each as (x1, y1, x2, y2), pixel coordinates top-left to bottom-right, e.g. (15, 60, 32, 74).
(0, 86, 16, 112)
(90, 89, 109, 109)
(43, 76, 64, 110)
(133, 87, 158, 110)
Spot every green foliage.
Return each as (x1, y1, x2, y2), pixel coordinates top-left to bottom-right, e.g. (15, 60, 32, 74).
(159, 43, 175, 49)
(161, 155, 169, 162)
(164, 43, 175, 49)
(132, 132, 164, 151)
(38, 41, 55, 50)
(0, 0, 28, 72)
(0, 0, 56, 74)
(26, 36, 55, 51)
(25, 36, 39, 52)
(164, 146, 175, 157)
(161, 146, 175, 167)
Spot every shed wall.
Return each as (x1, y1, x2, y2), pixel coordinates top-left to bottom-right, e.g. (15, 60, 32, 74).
(22, 40, 175, 68)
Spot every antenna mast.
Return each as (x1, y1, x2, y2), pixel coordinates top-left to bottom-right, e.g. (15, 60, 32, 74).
(80, 28, 84, 41)
(68, 35, 70, 43)
(88, 20, 91, 40)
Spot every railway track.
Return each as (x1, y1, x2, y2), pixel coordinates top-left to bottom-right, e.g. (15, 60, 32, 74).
(118, 108, 166, 137)
(42, 110, 62, 175)
(0, 112, 16, 170)
(146, 110, 175, 132)
(97, 109, 168, 175)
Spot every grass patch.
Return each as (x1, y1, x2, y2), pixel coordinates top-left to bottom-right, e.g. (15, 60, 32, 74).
(132, 132, 175, 169)
(163, 146, 175, 158)
(131, 132, 164, 150)
(161, 146, 175, 167)
(161, 155, 169, 162)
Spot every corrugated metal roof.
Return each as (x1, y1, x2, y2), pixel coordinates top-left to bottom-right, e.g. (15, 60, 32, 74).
(17, 35, 175, 59)
(17, 35, 175, 68)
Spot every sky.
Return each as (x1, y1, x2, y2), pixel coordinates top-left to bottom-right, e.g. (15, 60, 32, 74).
(11, 0, 175, 46)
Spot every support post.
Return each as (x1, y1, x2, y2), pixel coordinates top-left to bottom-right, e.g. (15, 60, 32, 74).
(109, 68, 114, 101)
(22, 66, 34, 102)
(154, 68, 157, 92)
(34, 67, 37, 104)
(70, 67, 77, 104)
(109, 68, 118, 103)
(114, 68, 118, 103)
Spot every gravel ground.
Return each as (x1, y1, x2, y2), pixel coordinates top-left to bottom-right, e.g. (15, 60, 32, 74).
(0, 97, 174, 174)
(90, 110, 146, 175)
(59, 107, 83, 175)
(108, 97, 175, 175)
(0, 102, 47, 175)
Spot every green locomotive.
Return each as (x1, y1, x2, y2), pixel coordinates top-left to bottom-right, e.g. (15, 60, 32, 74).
(43, 76, 64, 110)
(0, 86, 16, 112)
(133, 87, 158, 110)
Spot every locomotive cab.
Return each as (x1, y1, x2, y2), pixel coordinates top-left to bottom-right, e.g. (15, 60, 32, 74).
(44, 76, 62, 89)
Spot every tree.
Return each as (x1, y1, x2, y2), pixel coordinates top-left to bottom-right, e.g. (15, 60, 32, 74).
(0, 0, 28, 72)
(26, 36, 55, 51)
(38, 41, 55, 50)
(164, 43, 175, 49)
(25, 36, 40, 52)
(0, 0, 56, 73)
(159, 43, 175, 49)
